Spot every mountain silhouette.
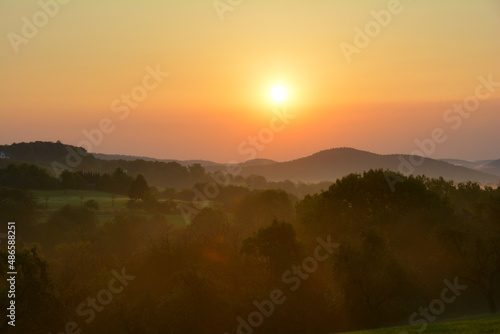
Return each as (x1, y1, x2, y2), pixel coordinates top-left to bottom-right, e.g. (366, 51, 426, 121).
(477, 159, 500, 177)
(217, 148, 500, 185)
(1, 142, 498, 186)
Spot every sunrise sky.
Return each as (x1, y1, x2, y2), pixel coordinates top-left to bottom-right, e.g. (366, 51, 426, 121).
(1, 0, 499, 162)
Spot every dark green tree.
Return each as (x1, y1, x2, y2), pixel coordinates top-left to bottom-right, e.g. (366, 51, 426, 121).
(188, 163, 206, 183)
(0, 187, 40, 240)
(188, 207, 228, 245)
(0, 248, 64, 333)
(127, 174, 151, 201)
(0, 164, 58, 189)
(106, 168, 134, 194)
(333, 230, 418, 329)
(46, 205, 98, 243)
(235, 189, 295, 236)
(59, 170, 84, 189)
(241, 220, 302, 274)
(438, 213, 500, 314)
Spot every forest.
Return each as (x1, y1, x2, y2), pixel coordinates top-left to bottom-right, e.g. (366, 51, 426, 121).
(0, 161, 499, 333)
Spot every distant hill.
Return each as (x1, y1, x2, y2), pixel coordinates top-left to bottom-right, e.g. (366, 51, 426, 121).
(93, 153, 220, 167)
(0, 141, 199, 188)
(225, 148, 500, 185)
(237, 159, 278, 167)
(476, 159, 500, 177)
(440, 158, 500, 177)
(92, 153, 278, 168)
(1, 142, 498, 186)
(439, 159, 496, 169)
(0, 141, 99, 169)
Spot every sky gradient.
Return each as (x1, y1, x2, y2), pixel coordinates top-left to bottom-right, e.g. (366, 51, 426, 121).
(1, 0, 499, 162)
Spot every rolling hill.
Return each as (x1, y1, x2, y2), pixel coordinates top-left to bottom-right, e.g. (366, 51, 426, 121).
(93, 152, 220, 167)
(439, 158, 495, 169)
(220, 148, 500, 185)
(1, 142, 498, 186)
(476, 159, 500, 177)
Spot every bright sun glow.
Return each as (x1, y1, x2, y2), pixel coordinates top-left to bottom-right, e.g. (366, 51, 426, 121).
(271, 85, 287, 102)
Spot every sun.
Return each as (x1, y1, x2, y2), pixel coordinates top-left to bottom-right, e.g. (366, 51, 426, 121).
(271, 85, 287, 102)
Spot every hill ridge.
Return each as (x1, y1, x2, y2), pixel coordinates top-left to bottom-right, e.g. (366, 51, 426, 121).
(1, 141, 498, 186)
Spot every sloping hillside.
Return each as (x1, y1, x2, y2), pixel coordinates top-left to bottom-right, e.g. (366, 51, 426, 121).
(477, 159, 500, 177)
(234, 148, 500, 184)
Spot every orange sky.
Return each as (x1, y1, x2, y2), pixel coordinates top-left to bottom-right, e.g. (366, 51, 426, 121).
(1, 0, 499, 162)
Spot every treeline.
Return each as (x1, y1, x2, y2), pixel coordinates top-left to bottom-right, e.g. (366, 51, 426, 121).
(0, 141, 206, 189)
(0, 141, 332, 197)
(0, 163, 59, 189)
(0, 169, 499, 333)
(0, 162, 196, 194)
(0, 162, 331, 200)
(0, 163, 147, 196)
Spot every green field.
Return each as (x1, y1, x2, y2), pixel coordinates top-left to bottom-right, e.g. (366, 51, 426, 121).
(31, 189, 189, 226)
(31, 189, 129, 211)
(338, 314, 499, 334)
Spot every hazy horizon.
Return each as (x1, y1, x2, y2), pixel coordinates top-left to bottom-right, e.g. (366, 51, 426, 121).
(77, 143, 500, 164)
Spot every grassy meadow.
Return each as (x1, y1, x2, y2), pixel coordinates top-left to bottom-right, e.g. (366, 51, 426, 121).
(31, 189, 188, 227)
(339, 315, 500, 334)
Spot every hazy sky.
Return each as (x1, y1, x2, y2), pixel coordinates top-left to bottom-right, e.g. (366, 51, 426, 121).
(1, 0, 499, 162)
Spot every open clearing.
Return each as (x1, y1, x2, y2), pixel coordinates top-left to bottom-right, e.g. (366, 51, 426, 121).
(31, 189, 188, 227)
(338, 314, 499, 334)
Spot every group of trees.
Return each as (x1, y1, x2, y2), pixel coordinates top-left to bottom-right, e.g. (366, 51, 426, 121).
(296, 170, 500, 324)
(0, 164, 59, 189)
(0, 164, 172, 209)
(0, 169, 499, 333)
(0, 140, 335, 198)
(0, 141, 203, 189)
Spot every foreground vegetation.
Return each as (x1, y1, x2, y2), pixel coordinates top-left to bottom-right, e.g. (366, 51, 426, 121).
(0, 161, 499, 333)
